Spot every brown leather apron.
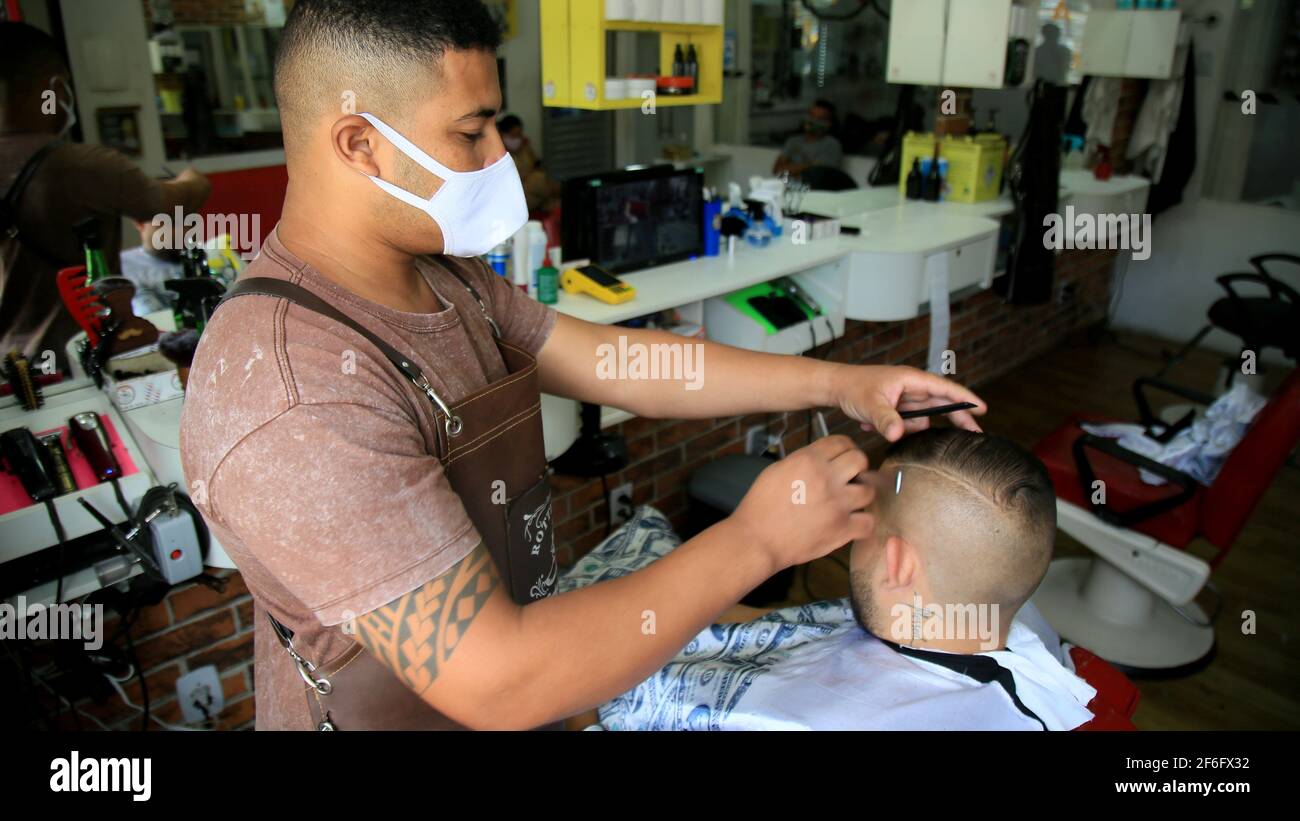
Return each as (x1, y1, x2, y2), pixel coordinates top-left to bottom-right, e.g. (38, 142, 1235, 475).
(219, 270, 557, 730)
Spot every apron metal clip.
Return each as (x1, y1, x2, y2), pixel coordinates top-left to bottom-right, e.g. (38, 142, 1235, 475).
(410, 373, 463, 437)
(266, 614, 333, 695)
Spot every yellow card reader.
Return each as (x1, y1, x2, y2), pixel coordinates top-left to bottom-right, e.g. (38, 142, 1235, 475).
(561, 264, 636, 305)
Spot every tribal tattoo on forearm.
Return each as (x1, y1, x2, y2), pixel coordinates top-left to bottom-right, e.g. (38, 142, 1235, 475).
(352, 542, 500, 694)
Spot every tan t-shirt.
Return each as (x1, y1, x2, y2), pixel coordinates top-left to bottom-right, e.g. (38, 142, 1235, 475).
(0, 135, 163, 368)
(180, 227, 556, 730)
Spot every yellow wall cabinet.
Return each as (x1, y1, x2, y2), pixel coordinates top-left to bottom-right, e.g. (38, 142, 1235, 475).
(540, 0, 724, 110)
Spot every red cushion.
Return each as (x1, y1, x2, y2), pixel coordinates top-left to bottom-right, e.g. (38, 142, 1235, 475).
(1034, 414, 1203, 548)
(1070, 646, 1139, 731)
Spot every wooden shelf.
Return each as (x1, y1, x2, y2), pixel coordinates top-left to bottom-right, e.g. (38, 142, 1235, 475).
(603, 20, 723, 34)
(578, 94, 721, 110)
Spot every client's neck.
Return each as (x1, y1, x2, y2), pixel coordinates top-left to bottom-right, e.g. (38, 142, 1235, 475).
(874, 593, 1010, 654)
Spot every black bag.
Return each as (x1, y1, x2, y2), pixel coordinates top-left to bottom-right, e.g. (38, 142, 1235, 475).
(999, 81, 1066, 305)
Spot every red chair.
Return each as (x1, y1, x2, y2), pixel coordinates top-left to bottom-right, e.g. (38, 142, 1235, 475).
(1070, 646, 1140, 730)
(1031, 369, 1300, 673)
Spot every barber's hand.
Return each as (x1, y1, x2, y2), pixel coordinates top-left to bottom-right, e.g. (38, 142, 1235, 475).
(176, 166, 208, 186)
(730, 435, 876, 573)
(174, 166, 212, 205)
(832, 365, 986, 442)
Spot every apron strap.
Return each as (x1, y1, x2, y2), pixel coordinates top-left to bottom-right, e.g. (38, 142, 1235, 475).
(879, 638, 1048, 730)
(219, 277, 464, 437)
(444, 263, 502, 339)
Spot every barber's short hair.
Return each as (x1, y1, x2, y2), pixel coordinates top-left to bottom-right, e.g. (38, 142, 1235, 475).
(883, 429, 1056, 536)
(273, 0, 503, 151)
(496, 114, 523, 134)
(0, 22, 68, 103)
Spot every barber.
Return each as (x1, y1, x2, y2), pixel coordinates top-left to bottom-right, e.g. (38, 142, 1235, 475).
(180, 0, 985, 731)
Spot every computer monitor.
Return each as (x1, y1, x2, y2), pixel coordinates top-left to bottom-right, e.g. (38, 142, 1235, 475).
(561, 165, 704, 274)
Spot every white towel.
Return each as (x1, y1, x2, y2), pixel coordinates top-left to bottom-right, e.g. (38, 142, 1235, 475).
(1127, 28, 1192, 183)
(1083, 77, 1123, 160)
(1082, 382, 1268, 486)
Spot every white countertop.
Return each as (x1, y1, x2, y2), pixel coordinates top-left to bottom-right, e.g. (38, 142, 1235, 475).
(554, 187, 1006, 325)
(552, 172, 1163, 325)
(1059, 169, 1151, 196)
(552, 234, 859, 324)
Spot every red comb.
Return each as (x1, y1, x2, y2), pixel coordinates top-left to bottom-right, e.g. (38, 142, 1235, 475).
(56, 265, 105, 346)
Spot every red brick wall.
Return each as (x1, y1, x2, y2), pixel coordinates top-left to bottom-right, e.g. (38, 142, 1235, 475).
(14, 248, 1117, 730)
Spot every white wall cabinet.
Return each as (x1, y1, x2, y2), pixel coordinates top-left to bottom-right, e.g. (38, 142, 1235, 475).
(943, 0, 1014, 89)
(886, 0, 947, 86)
(1080, 9, 1182, 79)
(886, 0, 1020, 90)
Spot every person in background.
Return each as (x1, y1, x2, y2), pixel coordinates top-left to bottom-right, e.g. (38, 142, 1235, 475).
(0, 22, 210, 370)
(497, 114, 560, 213)
(1034, 23, 1072, 87)
(774, 99, 843, 179)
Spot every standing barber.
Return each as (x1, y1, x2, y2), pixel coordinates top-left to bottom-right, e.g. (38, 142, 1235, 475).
(181, 0, 985, 731)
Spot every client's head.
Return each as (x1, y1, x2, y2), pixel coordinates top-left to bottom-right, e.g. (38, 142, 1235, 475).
(848, 429, 1057, 651)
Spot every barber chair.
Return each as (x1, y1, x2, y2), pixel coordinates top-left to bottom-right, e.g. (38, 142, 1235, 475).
(1160, 253, 1299, 384)
(1031, 368, 1300, 674)
(1071, 646, 1140, 730)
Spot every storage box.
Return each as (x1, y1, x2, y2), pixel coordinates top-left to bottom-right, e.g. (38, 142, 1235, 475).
(900, 132, 1007, 203)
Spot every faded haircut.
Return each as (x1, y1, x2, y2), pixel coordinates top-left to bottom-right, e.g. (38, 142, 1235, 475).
(273, 0, 502, 155)
(881, 428, 1058, 608)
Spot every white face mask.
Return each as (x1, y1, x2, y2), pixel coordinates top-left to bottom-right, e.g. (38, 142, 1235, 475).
(358, 112, 528, 258)
(503, 135, 523, 153)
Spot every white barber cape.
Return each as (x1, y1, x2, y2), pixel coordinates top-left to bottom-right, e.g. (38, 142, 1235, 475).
(595, 599, 1096, 731)
(557, 507, 1097, 732)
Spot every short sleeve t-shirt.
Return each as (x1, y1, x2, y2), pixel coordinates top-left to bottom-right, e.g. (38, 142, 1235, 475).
(180, 227, 556, 730)
(0, 136, 164, 368)
(781, 134, 844, 170)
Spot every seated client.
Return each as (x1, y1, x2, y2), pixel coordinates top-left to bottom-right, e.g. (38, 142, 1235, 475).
(560, 429, 1097, 731)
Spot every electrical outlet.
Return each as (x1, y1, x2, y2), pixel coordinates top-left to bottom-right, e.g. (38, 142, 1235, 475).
(745, 425, 768, 456)
(608, 482, 634, 527)
(176, 665, 223, 725)
(764, 434, 786, 459)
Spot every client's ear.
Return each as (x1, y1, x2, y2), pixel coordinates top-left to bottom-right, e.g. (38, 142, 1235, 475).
(879, 534, 921, 591)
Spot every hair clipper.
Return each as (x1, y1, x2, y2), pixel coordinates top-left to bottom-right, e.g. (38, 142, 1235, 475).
(69, 411, 122, 482)
(1, 427, 60, 502)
